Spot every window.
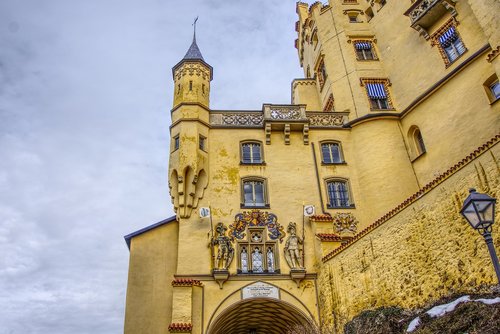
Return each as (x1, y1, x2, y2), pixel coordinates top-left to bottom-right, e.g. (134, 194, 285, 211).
(199, 135, 206, 151)
(348, 14, 358, 23)
(321, 142, 343, 164)
(326, 180, 352, 208)
(354, 41, 377, 60)
(241, 142, 263, 164)
(237, 227, 279, 274)
(242, 178, 269, 208)
(436, 26, 466, 65)
(483, 74, 500, 103)
(363, 79, 392, 110)
(316, 57, 327, 91)
(173, 135, 180, 151)
(408, 126, 426, 159)
(490, 81, 500, 100)
(189, 80, 193, 91)
(323, 94, 334, 112)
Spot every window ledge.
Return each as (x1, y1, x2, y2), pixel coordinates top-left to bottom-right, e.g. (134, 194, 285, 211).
(241, 204, 270, 209)
(411, 151, 426, 162)
(370, 108, 396, 111)
(240, 162, 266, 166)
(490, 97, 500, 106)
(356, 58, 379, 62)
(322, 162, 347, 166)
(237, 270, 281, 275)
(327, 204, 356, 209)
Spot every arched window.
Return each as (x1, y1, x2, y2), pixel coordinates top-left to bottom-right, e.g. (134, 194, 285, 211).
(321, 142, 344, 164)
(408, 126, 426, 158)
(241, 141, 263, 164)
(326, 179, 352, 208)
(237, 227, 279, 274)
(306, 65, 311, 79)
(241, 177, 269, 208)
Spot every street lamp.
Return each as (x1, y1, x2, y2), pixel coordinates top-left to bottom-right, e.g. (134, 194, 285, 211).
(460, 188, 500, 283)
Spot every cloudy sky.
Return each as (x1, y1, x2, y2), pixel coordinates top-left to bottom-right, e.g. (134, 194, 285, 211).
(0, 0, 304, 332)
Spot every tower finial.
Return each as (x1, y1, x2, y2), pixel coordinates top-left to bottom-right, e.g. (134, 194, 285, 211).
(192, 16, 199, 42)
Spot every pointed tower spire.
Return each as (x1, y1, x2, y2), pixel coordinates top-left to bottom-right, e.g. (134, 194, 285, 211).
(183, 16, 204, 61)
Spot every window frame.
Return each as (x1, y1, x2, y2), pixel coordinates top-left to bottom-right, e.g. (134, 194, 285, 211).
(408, 126, 426, 160)
(353, 40, 378, 61)
(483, 74, 500, 104)
(173, 135, 180, 151)
(240, 141, 264, 165)
(199, 135, 207, 151)
(320, 141, 345, 165)
(360, 78, 394, 111)
(241, 177, 269, 209)
(431, 20, 467, 67)
(325, 178, 354, 209)
(236, 226, 279, 275)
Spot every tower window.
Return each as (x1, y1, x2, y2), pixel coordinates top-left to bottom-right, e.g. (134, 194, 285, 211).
(323, 94, 335, 112)
(326, 180, 352, 208)
(483, 74, 500, 103)
(354, 41, 377, 60)
(321, 142, 344, 164)
(361, 79, 393, 110)
(241, 142, 263, 164)
(432, 23, 467, 67)
(202, 83, 205, 94)
(241, 178, 269, 208)
(408, 126, 426, 159)
(189, 80, 193, 91)
(173, 135, 180, 151)
(315, 57, 328, 91)
(199, 135, 206, 151)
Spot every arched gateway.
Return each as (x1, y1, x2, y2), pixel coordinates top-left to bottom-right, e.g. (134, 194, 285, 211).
(207, 298, 316, 334)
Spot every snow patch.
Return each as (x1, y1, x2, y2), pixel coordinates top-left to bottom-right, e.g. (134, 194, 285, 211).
(406, 295, 500, 332)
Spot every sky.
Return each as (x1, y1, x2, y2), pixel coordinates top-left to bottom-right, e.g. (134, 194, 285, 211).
(0, 0, 304, 333)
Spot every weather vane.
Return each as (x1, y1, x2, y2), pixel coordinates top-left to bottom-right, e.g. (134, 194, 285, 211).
(192, 16, 199, 39)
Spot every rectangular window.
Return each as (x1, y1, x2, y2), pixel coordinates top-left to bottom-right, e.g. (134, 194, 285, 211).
(321, 143, 343, 164)
(242, 179, 268, 208)
(490, 81, 500, 100)
(327, 181, 351, 208)
(438, 27, 466, 64)
(354, 41, 376, 60)
(199, 135, 206, 151)
(174, 135, 180, 151)
(241, 142, 263, 164)
(365, 82, 391, 110)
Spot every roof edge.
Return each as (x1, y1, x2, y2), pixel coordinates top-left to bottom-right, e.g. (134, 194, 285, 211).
(124, 215, 177, 250)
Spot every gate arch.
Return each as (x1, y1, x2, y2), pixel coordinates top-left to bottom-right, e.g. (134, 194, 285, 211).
(207, 297, 316, 334)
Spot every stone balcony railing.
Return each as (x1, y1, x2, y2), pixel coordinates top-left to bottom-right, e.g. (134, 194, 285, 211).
(210, 106, 348, 129)
(404, 0, 457, 39)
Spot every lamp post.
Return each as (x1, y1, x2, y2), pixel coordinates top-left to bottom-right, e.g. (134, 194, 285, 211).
(460, 188, 500, 283)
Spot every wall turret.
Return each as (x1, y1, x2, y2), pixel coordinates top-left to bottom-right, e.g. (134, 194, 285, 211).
(169, 26, 211, 219)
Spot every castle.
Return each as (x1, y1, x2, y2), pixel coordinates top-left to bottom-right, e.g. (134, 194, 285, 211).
(124, 1, 500, 333)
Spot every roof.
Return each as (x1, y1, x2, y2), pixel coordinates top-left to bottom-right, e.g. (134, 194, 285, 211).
(183, 33, 204, 61)
(124, 215, 177, 249)
(171, 32, 213, 80)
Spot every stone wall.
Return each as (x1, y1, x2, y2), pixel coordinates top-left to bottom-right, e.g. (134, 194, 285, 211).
(318, 142, 500, 333)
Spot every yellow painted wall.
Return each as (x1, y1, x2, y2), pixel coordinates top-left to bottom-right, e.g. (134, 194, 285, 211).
(124, 221, 179, 334)
(318, 143, 500, 333)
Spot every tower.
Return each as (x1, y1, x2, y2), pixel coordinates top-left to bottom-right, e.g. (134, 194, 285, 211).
(169, 25, 213, 219)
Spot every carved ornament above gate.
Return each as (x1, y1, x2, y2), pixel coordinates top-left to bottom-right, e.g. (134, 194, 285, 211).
(229, 210, 286, 242)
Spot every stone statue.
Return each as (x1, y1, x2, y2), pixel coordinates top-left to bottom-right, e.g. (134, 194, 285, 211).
(284, 222, 303, 269)
(211, 222, 234, 270)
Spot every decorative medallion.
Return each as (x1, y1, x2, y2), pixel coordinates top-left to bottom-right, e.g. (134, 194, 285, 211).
(333, 212, 359, 234)
(229, 210, 285, 242)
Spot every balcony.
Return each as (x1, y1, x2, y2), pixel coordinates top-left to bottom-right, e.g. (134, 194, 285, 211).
(404, 0, 457, 39)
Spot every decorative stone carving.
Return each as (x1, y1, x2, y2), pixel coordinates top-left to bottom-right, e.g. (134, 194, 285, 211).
(284, 222, 304, 269)
(174, 62, 211, 81)
(229, 210, 285, 242)
(307, 112, 346, 127)
(333, 212, 359, 234)
(211, 223, 234, 270)
(269, 107, 302, 120)
(222, 113, 263, 126)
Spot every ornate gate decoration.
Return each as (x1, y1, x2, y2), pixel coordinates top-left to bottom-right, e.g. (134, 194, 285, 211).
(228, 210, 285, 242)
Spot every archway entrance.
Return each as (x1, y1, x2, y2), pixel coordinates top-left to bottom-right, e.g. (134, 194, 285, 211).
(208, 298, 316, 334)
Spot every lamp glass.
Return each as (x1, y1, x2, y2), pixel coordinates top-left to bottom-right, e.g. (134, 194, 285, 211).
(462, 201, 480, 228)
(476, 201, 494, 222)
